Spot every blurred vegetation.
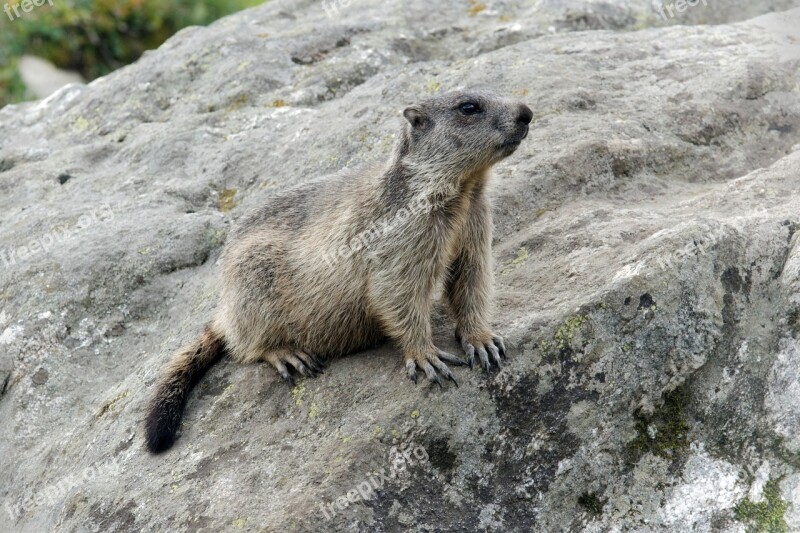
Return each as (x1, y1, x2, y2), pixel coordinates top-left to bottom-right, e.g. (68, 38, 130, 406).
(0, 0, 262, 107)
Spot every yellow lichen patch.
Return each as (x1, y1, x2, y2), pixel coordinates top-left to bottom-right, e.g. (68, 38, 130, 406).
(271, 99, 288, 107)
(74, 117, 90, 131)
(291, 382, 305, 406)
(356, 129, 370, 144)
(513, 87, 530, 97)
(226, 93, 249, 113)
(425, 80, 441, 94)
(501, 247, 529, 274)
(377, 134, 394, 152)
(308, 402, 319, 418)
(411, 410, 420, 418)
(554, 315, 588, 350)
(204, 227, 226, 248)
(468, 0, 486, 16)
(219, 188, 237, 213)
(95, 389, 131, 419)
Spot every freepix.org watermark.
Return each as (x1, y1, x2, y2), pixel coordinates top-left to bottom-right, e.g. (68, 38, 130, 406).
(318, 442, 429, 520)
(3, 0, 55, 21)
(0, 203, 114, 271)
(321, 0, 353, 18)
(654, 0, 709, 21)
(319, 196, 432, 268)
(4, 457, 122, 522)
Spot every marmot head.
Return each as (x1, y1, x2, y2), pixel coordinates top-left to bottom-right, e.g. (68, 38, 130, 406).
(397, 89, 532, 176)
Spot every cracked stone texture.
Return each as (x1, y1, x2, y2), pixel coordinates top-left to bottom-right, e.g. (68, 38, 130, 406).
(1, 0, 800, 531)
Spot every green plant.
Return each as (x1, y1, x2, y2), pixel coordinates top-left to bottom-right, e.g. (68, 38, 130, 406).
(0, 0, 263, 107)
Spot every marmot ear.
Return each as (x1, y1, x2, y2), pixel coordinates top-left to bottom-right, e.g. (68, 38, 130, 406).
(403, 106, 428, 129)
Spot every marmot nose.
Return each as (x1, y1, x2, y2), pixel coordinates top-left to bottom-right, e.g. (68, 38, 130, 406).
(516, 104, 533, 125)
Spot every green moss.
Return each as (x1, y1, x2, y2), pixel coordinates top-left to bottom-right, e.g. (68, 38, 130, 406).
(735, 479, 788, 533)
(625, 386, 690, 465)
(578, 492, 604, 516)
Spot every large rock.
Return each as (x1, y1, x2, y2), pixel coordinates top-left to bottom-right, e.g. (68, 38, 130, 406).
(1, 1, 799, 531)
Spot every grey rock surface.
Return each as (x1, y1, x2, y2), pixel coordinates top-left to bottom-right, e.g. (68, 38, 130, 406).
(1, 0, 800, 531)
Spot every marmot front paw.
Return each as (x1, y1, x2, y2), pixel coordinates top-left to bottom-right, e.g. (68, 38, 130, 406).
(456, 330, 506, 371)
(404, 346, 468, 387)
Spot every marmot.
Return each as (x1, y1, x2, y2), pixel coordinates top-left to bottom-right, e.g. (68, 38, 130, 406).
(145, 90, 532, 453)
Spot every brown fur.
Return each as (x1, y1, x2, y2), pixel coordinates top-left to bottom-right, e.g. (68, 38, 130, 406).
(144, 90, 532, 452)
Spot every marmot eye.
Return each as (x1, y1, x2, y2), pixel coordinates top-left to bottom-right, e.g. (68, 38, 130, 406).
(458, 102, 481, 115)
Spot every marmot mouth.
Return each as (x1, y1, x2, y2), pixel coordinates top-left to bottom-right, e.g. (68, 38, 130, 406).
(499, 139, 521, 150)
(497, 141, 522, 157)
(498, 127, 529, 152)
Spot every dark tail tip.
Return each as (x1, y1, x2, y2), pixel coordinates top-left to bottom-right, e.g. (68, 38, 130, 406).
(144, 325, 225, 454)
(144, 397, 182, 454)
